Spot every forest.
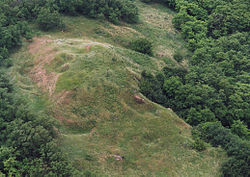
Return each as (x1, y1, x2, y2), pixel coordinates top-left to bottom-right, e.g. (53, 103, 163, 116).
(0, 0, 249, 176)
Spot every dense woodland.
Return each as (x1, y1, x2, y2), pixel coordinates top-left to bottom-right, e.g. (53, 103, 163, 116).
(0, 0, 249, 176)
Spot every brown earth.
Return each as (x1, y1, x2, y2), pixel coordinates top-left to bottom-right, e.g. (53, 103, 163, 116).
(29, 37, 60, 96)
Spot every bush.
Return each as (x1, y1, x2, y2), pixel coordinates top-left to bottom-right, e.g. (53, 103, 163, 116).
(192, 138, 206, 151)
(221, 155, 250, 177)
(130, 38, 153, 55)
(37, 8, 64, 31)
(141, 0, 176, 9)
(194, 122, 250, 177)
(173, 51, 184, 62)
(231, 120, 249, 139)
(65, 0, 138, 24)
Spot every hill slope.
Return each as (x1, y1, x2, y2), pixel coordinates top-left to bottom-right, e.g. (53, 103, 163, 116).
(10, 1, 225, 176)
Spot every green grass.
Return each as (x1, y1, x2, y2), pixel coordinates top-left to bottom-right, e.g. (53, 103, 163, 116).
(9, 0, 226, 176)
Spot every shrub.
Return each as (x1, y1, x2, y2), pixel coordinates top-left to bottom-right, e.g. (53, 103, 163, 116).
(194, 122, 250, 177)
(231, 120, 249, 139)
(192, 138, 206, 151)
(130, 38, 153, 55)
(221, 155, 250, 177)
(37, 8, 64, 31)
(173, 51, 183, 62)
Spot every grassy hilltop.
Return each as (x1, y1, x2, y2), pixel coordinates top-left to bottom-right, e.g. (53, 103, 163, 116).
(9, 1, 225, 176)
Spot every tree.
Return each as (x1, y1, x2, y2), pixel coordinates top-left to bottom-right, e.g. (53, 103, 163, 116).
(37, 7, 64, 31)
(231, 120, 249, 139)
(163, 76, 182, 98)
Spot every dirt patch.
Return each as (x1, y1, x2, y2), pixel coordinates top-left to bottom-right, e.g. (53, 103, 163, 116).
(29, 37, 60, 96)
(29, 37, 53, 54)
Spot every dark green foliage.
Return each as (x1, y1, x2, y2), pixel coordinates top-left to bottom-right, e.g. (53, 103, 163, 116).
(57, 0, 139, 23)
(130, 38, 153, 55)
(221, 155, 249, 177)
(141, 0, 177, 9)
(231, 120, 249, 140)
(2, 0, 138, 30)
(172, 10, 195, 30)
(207, 0, 250, 38)
(192, 138, 206, 151)
(0, 1, 32, 64)
(37, 7, 64, 31)
(171, 0, 250, 48)
(173, 51, 183, 62)
(139, 71, 167, 104)
(195, 122, 250, 177)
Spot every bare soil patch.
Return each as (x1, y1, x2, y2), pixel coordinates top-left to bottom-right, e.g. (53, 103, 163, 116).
(29, 37, 60, 96)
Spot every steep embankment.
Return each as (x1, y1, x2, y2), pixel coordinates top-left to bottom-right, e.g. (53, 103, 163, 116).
(10, 1, 225, 176)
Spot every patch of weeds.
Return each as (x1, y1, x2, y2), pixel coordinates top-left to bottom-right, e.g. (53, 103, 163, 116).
(81, 120, 97, 133)
(74, 47, 87, 54)
(143, 132, 158, 143)
(84, 170, 98, 177)
(94, 27, 111, 38)
(162, 57, 176, 66)
(84, 153, 96, 161)
(173, 50, 187, 62)
(72, 106, 96, 117)
(191, 128, 207, 151)
(56, 71, 86, 91)
(47, 53, 74, 72)
(67, 120, 97, 134)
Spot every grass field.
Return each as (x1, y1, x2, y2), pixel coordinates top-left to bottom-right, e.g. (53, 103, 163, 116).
(9, 1, 226, 176)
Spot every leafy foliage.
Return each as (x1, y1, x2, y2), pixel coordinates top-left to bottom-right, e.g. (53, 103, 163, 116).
(231, 120, 249, 140)
(173, 51, 183, 62)
(192, 138, 206, 151)
(194, 122, 250, 177)
(130, 38, 153, 55)
(141, 0, 177, 9)
(37, 7, 64, 31)
(57, 0, 139, 23)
